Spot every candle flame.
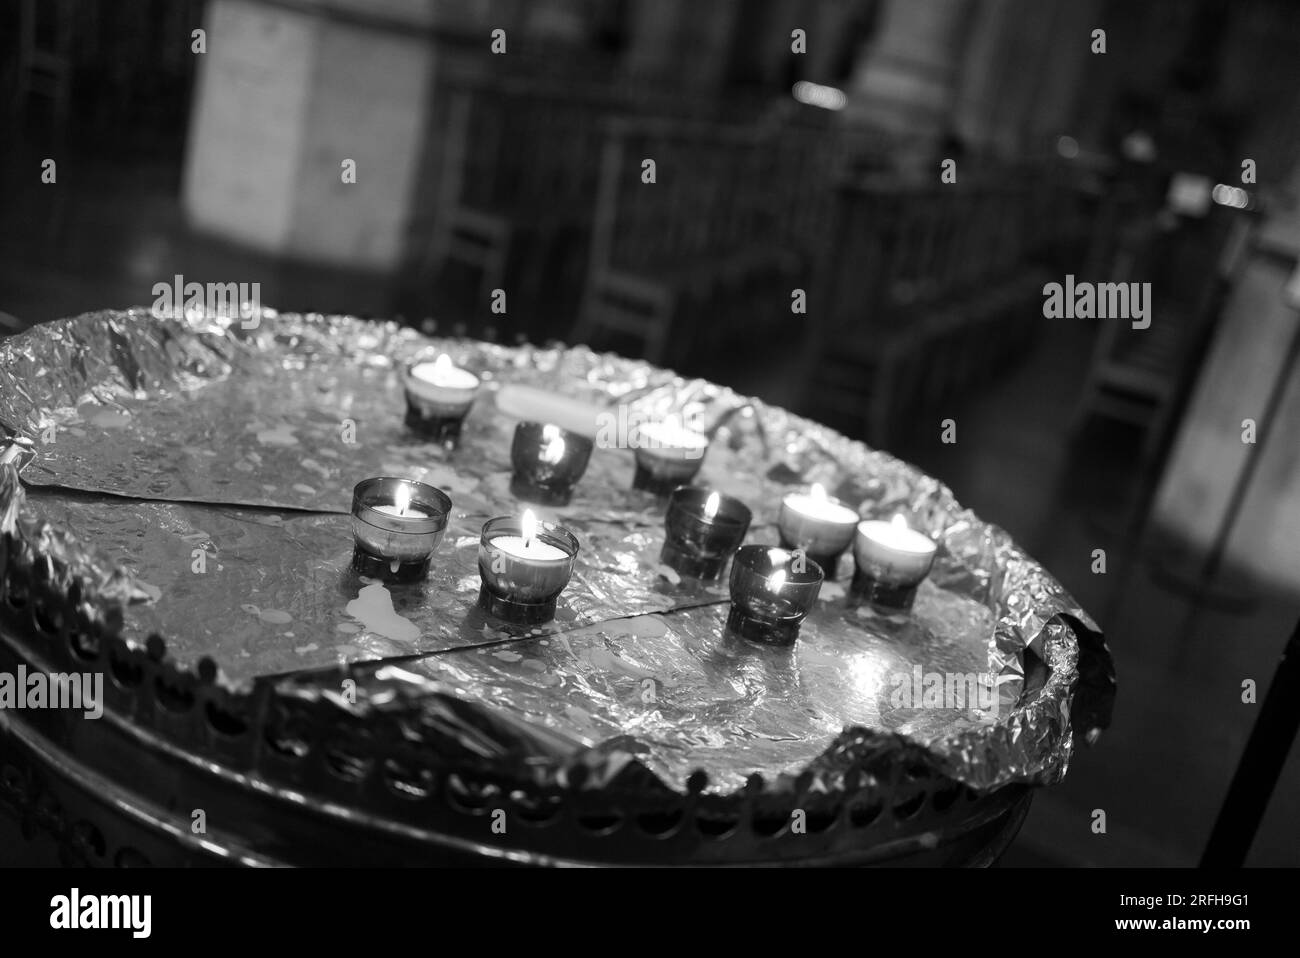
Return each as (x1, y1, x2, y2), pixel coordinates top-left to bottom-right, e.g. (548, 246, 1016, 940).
(768, 569, 787, 592)
(540, 424, 566, 464)
(704, 491, 721, 519)
(890, 514, 910, 532)
(434, 353, 452, 373)
(394, 484, 411, 517)
(521, 509, 538, 547)
(810, 482, 828, 502)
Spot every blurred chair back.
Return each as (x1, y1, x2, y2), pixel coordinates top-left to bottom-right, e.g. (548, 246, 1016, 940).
(17, 0, 76, 130)
(798, 160, 1090, 445)
(571, 114, 846, 365)
(420, 75, 620, 318)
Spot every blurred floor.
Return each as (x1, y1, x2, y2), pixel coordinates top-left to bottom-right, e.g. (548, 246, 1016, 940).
(890, 315, 1300, 867)
(1, 123, 1297, 869)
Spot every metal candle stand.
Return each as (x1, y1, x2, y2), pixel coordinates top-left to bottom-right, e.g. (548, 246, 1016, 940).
(0, 316, 1116, 869)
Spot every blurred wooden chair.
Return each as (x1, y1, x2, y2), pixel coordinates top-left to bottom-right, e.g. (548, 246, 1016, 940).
(420, 78, 613, 316)
(797, 167, 1065, 446)
(569, 116, 821, 366)
(17, 0, 76, 131)
(1071, 209, 1241, 463)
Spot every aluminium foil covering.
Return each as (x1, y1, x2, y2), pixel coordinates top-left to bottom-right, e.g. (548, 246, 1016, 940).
(0, 309, 1108, 794)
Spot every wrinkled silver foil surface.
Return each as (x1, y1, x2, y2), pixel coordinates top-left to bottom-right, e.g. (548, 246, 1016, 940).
(0, 309, 1100, 793)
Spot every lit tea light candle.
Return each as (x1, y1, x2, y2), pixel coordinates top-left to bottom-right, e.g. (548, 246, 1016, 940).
(660, 487, 752, 581)
(403, 354, 481, 444)
(631, 419, 709, 496)
(350, 477, 453, 583)
(726, 546, 824, 646)
(373, 484, 430, 518)
(510, 421, 594, 506)
(478, 510, 580, 624)
(777, 483, 859, 578)
(851, 515, 938, 612)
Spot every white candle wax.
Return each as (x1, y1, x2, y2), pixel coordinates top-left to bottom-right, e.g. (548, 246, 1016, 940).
(496, 384, 604, 439)
(855, 518, 937, 582)
(406, 357, 480, 406)
(491, 535, 569, 561)
(373, 504, 431, 519)
(784, 493, 858, 525)
(778, 486, 859, 561)
(635, 421, 708, 462)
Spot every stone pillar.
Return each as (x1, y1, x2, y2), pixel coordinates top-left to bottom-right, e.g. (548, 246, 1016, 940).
(840, 0, 974, 161)
(182, 0, 438, 272)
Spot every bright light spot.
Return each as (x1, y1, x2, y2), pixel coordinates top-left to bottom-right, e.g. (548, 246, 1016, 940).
(848, 654, 889, 698)
(1211, 184, 1249, 209)
(810, 482, 827, 502)
(540, 424, 566, 464)
(521, 509, 538, 546)
(1121, 130, 1157, 163)
(394, 484, 411, 517)
(792, 81, 846, 111)
(768, 569, 788, 592)
(704, 491, 721, 519)
(890, 514, 910, 532)
(1056, 135, 1080, 159)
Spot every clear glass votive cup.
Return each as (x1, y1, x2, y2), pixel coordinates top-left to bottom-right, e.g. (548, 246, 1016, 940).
(849, 519, 938, 613)
(776, 489, 859, 579)
(402, 359, 481, 445)
(659, 486, 752, 581)
(510, 421, 595, 507)
(631, 421, 708, 496)
(350, 477, 453, 584)
(725, 545, 824, 647)
(477, 515, 580, 624)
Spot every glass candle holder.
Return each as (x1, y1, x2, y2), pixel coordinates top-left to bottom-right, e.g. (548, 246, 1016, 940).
(850, 516, 938, 612)
(777, 484, 859, 579)
(478, 513, 580, 624)
(726, 546, 824, 646)
(660, 487, 752, 580)
(510, 421, 594, 507)
(631, 420, 709, 496)
(350, 477, 453, 583)
(402, 355, 481, 444)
